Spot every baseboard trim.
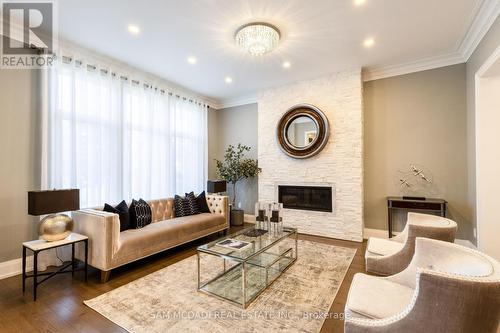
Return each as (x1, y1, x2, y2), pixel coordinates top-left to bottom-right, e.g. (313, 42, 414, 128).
(363, 228, 477, 249)
(0, 256, 33, 280)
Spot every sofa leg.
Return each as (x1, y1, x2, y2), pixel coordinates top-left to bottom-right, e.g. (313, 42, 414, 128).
(100, 270, 111, 283)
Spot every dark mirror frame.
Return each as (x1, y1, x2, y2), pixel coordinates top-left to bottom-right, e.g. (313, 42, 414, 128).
(276, 104, 330, 159)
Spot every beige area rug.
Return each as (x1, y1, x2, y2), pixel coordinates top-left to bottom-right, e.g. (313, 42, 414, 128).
(84, 239, 356, 333)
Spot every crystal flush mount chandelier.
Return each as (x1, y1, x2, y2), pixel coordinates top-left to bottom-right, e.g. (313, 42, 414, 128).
(235, 22, 280, 56)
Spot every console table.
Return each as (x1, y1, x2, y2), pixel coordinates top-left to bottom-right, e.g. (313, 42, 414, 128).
(387, 197, 447, 238)
(22, 233, 88, 301)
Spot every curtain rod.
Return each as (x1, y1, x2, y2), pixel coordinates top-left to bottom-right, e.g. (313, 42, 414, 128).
(58, 54, 209, 108)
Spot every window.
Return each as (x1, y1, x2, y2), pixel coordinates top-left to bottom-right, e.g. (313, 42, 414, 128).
(46, 61, 207, 207)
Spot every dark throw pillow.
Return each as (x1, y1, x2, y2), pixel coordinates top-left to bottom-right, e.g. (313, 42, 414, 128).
(174, 195, 191, 217)
(185, 191, 200, 215)
(196, 191, 211, 213)
(103, 200, 130, 232)
(129, 199, 152, 229)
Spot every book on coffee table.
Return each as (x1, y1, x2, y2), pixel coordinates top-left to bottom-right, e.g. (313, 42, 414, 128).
(215, 238, 252, 251)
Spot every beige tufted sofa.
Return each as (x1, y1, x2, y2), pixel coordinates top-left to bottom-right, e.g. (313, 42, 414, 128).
(73, 195, 229, 282)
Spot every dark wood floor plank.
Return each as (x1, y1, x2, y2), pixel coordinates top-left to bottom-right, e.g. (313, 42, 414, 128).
(0, 224, 366, 333)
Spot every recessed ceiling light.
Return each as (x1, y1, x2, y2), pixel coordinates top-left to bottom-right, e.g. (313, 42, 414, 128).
(354, 0, 366, 6)
(128, 25, 140, 35)
(282, 61, 291, 68)
(363, 38, 375, 48)
(225, 77, 233, 84)
(187, 56, 197, 65)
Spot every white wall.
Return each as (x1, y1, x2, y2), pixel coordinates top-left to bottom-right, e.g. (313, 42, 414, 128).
(475, 54, 500, 260)
(466, 15, 500, 246)
(258, 70, 364, 242)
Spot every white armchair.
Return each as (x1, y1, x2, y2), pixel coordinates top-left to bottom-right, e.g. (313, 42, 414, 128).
(365, 212, 457, 275)
(345, 238, 500, 332)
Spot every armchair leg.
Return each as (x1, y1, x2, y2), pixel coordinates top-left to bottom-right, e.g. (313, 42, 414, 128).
(100, 270, 111, 283)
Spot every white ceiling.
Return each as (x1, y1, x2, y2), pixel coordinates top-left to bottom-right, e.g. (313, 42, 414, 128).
(56, 0, 494, 106)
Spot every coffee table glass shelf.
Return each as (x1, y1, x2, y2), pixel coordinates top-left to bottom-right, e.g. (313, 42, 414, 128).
(197, 226, 298, 309)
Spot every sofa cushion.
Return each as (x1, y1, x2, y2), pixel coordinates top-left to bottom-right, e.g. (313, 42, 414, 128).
(103, 200, 130, 232)
(346, 273, 414, 320)
(196, 191, 211, 213)
(366, 237, 405, 257)
(115, 213, 226, 265)
(148, 198, 174, 222)
(129, 199, 152, 229)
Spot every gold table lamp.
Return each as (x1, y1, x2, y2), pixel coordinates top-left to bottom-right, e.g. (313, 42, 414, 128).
(28, 189, 80, 241)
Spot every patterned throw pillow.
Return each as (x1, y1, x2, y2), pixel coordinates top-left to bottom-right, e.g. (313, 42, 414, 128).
(185, 191, 200, 215)
(129, 199, 152, 229)
(174, 192, 200, 217)
(174, 195, 191, 217)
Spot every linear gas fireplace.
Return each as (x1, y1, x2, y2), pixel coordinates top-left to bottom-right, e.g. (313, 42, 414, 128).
(278, 185, 333, 213)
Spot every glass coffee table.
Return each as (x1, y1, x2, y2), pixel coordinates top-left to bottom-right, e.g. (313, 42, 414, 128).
(197, 226, 298, 308)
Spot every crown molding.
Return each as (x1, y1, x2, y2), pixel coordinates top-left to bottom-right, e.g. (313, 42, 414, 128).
(458, 0, 500, 62)
(216, 94, 258, 109)
(363, 52, 465, 82)
(363, 0, 499, 82)
(205, 98, 222, 110)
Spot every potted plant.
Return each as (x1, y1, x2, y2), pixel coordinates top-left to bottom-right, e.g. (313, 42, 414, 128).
(215, 144, 261, 225)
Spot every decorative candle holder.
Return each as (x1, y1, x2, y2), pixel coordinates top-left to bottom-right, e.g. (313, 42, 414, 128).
(269, 202, 283, 236)
(255, 202, 269, 231)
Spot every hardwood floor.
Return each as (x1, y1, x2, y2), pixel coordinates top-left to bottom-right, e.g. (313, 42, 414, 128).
(0, 224, 366, 333)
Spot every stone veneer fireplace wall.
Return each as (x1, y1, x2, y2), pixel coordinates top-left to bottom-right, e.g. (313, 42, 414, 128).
(258, 70, 364, 241)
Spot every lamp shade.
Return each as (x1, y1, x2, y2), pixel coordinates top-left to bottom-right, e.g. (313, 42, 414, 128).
(207, 180, 226, 193)
(28, 189, 80, 216)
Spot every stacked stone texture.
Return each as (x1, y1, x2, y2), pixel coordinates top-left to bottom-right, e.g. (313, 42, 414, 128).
(258, 70, 364, 241)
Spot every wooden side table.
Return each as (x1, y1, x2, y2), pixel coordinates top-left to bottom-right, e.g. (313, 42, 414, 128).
(387, 197, 447, 238)
(22, 233, 88, 301)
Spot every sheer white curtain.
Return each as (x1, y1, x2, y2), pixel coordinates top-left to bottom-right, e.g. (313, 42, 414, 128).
(48, 62, 122, 207)
(45, 58, 208, 208)
(169, 96, 208, 195)
(122, 83, 172, 200)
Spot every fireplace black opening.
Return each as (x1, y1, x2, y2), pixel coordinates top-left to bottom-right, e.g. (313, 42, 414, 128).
(278, 185, 332, 212)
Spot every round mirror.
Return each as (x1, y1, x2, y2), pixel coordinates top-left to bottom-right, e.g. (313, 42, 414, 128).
(286, 116, 318, 148)
(277, 104, 330, 159)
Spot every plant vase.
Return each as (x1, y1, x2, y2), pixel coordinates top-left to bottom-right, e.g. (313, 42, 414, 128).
(230, 207, 244, 226)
